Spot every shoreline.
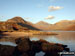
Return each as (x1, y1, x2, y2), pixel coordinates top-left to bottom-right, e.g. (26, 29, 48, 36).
(0, 31, 58, 38)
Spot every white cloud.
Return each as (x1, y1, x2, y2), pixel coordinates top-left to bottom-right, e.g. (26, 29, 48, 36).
(48, 6, 63, 12)
(45, 15, 55, 19)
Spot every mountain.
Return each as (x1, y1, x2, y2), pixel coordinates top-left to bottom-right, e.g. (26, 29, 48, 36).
(35, 21, 50, 26)
(55, 20, 75, 26)
(0, 22, 28, 31)
(54, 20, 75, 30)
(34, 20, 75, 31)
(7, 17, 26, 23)
(64, 25, 75, 31)
(7, 17, 40, 30)
(34, 21, 52, 30)
(0, 16, 75, 31)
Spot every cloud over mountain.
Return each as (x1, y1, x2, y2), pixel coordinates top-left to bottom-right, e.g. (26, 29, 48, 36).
(45, 15, 55, 19)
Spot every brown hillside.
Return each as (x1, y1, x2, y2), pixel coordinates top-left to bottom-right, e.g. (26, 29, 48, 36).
(64, 25, 75, 31)
(7, 17, 40, 30)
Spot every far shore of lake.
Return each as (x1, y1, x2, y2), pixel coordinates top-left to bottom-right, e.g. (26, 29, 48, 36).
(0, 31, 58, 38)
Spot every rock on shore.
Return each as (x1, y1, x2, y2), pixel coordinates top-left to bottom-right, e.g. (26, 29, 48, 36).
(0, 37, 70, 56)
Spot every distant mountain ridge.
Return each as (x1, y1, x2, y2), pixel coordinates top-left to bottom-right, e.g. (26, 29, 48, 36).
(34, 21, 52, 30)
(36, 21, 50, 25)
(0, 16, 75, 31)
(34, 20, 75, 31)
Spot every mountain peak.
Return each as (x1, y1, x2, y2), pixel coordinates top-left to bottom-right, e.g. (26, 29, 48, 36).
(36, 21, 49, 25)
(55, 20, 75, 24)
(7, 16, 26, 23)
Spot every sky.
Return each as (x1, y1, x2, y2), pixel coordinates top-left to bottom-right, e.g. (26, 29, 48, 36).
(0, 0, 75, 24)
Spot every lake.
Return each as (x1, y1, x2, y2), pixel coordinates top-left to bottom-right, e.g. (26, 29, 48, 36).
(30, 31, 75, 51)
(0, 31, 75, 56)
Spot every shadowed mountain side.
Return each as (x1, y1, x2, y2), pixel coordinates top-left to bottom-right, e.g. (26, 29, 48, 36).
(0, 22, 28, 31)
(7, 17, 40, 30)
(17, 23, 40, 30)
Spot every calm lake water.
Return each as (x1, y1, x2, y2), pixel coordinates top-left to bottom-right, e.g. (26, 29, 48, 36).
(30, 31, 75, 51)
(0, 31, 75, 56)
(0, 42, 17, 46)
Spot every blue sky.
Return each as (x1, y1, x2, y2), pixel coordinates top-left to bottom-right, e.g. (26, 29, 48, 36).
(0, 0, 75, 24)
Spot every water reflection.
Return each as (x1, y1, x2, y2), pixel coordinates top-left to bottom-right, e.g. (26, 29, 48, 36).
(0, 32, 75, 52)
(0, 42, 17, 46)
(35, 51, 45, 56)
(30, 32, 75, 51)
(30, 37, 39, 41)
